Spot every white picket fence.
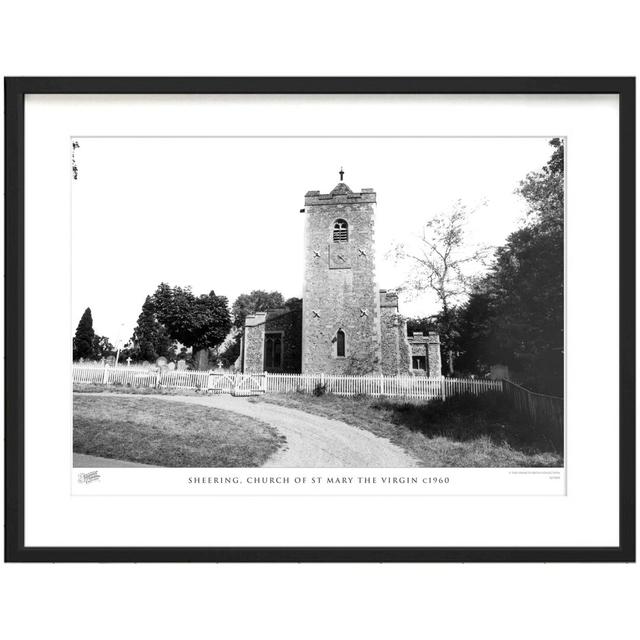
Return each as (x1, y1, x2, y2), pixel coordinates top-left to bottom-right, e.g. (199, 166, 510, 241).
(73, 365, 501, 400)
(265, 373, 501, 399)
(264, 372, 464, 399)
(73, 365, 214, 390)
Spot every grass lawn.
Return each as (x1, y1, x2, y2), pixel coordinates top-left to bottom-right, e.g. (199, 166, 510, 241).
(74, 394, 285, 467)
(250, 392, 563, 468)
(73, 383, 204, 396)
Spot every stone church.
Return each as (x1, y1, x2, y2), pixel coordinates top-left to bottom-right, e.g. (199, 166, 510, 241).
(242, 175, 442, 377)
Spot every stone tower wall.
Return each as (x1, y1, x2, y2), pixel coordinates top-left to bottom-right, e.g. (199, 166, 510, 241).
(301, 185, 381, 374)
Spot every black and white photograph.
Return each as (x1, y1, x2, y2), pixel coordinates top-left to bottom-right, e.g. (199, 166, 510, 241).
(2, 3, 637, 638)
(6, 77, 632, 564)
(71, 135, 564, 473)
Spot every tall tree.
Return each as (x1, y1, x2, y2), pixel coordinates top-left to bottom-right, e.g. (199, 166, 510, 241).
(73, 307, 95, 360)
(391, 200, 491, 374)
(92, 335, 115, 360)
(518, 137, 564, 228)
(152, 283, 231, 370)
(231, 290, 285, 328)
(213, 327, 242, 369)
(455, 139, 564, 393)
(130, 295, 175, 363)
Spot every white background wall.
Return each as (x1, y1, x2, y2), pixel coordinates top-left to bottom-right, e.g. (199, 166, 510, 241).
(1, 2, 638, 639)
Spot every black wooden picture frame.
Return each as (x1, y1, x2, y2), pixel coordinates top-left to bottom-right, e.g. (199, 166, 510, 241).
(4, 77, 635, 562)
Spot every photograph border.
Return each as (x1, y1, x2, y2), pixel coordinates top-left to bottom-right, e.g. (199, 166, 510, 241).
(4, 76, 635, 562)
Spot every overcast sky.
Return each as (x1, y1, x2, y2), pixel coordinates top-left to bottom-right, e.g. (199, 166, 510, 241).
(72, 136, 554, 345)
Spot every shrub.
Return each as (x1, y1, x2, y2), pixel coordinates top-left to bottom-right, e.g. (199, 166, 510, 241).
(313, 382, 327, 397)
(372, 391, 562, 455)
(416, 391, 515, 423)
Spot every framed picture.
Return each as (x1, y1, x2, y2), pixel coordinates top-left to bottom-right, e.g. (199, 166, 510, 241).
(4, 77, 635, 562)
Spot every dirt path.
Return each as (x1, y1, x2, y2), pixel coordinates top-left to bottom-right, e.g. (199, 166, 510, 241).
(150, 393, 418, 467)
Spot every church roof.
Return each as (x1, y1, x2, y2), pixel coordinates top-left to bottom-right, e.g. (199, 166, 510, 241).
(244, 305, 301, 327)
(330, 182, 353, 195)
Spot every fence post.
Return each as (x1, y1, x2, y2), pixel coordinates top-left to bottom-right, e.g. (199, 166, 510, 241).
(102, 365, 110, 385)
(207, 370, 214, 394)
(154, 370, 161, 389)
(441, 376, 446, 401)
(263, 371, 269, 393)
(380, 373, 384, 397)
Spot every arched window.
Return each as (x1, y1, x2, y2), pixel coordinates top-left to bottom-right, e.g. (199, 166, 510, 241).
(333, 219, 348, 243)
(336, 329, 346, 357)
(264, 333, 282, 369)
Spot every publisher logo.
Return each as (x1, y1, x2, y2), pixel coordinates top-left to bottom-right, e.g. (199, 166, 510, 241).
(78, 470, 101, 484)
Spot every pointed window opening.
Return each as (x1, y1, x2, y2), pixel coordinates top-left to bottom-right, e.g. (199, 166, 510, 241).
(336, 329, 346, 357)
(264, 333, 282, 370)
(333, 219, 348, 243)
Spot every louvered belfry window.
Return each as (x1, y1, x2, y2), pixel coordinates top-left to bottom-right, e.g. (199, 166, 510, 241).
(333, 219, 348, 243)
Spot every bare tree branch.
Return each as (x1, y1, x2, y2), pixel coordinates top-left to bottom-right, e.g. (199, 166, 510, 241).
(390, 200, 493, 373)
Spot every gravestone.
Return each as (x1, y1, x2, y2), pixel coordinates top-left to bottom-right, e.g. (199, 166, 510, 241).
(176, 360, 187, 371)
(168, 361, 176, 371)
(156, 356, 168, 368)
(142, 360, 151, 368)
(106, 355, 116, 367)
(489, 364, 510, 380)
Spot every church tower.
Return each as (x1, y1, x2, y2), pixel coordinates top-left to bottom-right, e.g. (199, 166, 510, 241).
(301, 173, 382, 374)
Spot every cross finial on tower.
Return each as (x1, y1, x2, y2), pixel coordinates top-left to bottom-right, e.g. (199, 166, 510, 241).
(339, 167, 344, 181)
